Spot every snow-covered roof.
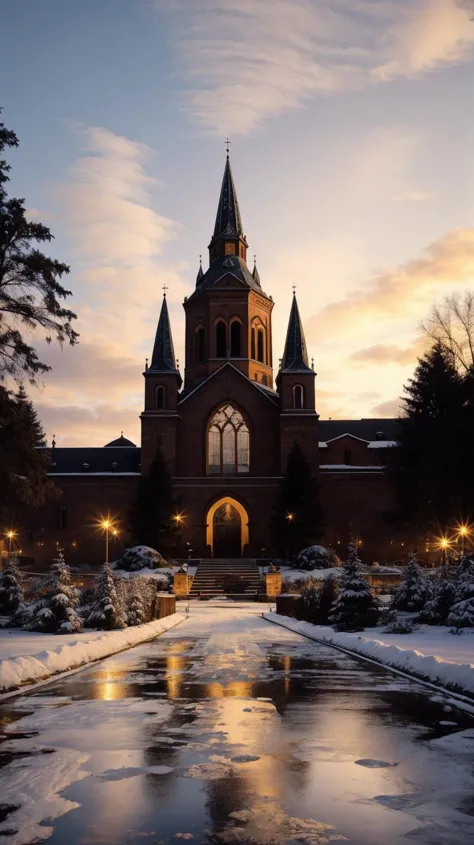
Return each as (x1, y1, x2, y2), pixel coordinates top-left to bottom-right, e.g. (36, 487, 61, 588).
(368, 440, 397, 448)
(324, 433, 370, 445)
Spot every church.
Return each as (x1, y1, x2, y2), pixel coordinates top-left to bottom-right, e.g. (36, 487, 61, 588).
(22, 155, 405, 566)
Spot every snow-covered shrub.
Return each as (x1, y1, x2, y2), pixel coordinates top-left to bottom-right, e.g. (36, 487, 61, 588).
(29, 549, 83, 634)
(384, 616, 417, 634)
(391, 553, 432, 612)
(418, 566, 458, 624)
(448, 559, 474, 631)
(328, 541, 380, 632)
(296, 545, 341, 571)
(297, 578, 320, 624)
(127, 582, 147, 626)
(86, 563, 127, 630)
(0, 555, 24, 614)
(117, 546, 166, 572)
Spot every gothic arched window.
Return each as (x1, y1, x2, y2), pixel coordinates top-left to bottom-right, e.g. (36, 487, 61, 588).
(257, 328, 265, 363)
(155, 385, 166, 409)
(251, 327, 256, 360)
(230, 320, 241, 357)
(194, 326, 205, 363)
(208, 405, 250, 475)
(293, 384, 304, 409)
(216, 320, 227, 357)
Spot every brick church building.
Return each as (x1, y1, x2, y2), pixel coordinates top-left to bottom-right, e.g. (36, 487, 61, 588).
(20, 155, 406, 566)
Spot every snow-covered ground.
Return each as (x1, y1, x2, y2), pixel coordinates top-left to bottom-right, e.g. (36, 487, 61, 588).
(0, 614, 184, 694)
(265, 614, 474, 698)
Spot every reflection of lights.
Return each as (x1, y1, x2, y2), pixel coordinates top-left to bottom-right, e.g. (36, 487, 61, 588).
(97, 671, 127, 701)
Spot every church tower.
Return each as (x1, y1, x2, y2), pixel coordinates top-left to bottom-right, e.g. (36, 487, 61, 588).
(183, 153, 274, 391)
(141, 292, 182, 472)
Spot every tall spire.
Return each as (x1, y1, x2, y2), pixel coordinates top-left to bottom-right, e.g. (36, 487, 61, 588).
(149, 294, 178, 373)
(281, 293, 312, 372)
(213, 153, 244, 239)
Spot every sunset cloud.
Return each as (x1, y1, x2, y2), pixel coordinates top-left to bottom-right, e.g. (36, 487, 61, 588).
(371, 397, 403, 417)
(158, 0, 474, 134)
(350, 338, 427, 366)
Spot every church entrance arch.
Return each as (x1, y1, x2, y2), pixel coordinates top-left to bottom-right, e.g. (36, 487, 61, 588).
(206, 497, 249, 558)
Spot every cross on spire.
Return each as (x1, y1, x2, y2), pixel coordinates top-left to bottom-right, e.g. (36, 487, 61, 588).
(292, 283, 297, 294)
(224, 137, 231, 156)
(162, 284, 169, 297)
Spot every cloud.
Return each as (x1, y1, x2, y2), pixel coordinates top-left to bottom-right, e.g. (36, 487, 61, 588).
(392, 190, 433, 202)
(350, 338, 427, 366)
(36, 402, 141, 448)
(371, 397, 403, 417)
(156, 0, 474, 134)
(307, 227, 474, 339)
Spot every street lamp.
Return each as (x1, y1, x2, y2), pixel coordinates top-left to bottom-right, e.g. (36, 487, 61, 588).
(173, 512, 185, 525)
(286, 512, 294, 522)
(4, 530, 17, 554)
(436, 536, 452, 566)
(457, 524, 470, 557)
(96, 517, 118, 564)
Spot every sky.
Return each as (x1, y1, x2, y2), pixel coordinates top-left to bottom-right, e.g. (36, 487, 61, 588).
(1, 0, 474, 446)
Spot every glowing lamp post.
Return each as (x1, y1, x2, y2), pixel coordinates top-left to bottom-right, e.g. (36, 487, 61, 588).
(97, 518, 118, 565)
(5, 530, 17, 554)
(458, 524, 470, 557)
(437, 536, 451, 566)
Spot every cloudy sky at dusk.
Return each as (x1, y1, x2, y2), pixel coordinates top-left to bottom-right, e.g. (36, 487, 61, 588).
(1, 0, 474, 446)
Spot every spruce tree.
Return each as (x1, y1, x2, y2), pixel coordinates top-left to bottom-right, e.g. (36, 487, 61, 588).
(0, 554, 24, 614)
(30, 549, 82, 633)
(447, 559, 474, 630)
(271, 440, 325, 558)
(386, 343, 468, 535)
(418, 565, 457, 624)
(391, 552, 431, 612)
(328, 542, 379, 631)
(127, 580, 147, 626)
(129, 447, 180, 556)
(0, 111, 77, 382)
(86, 563, 127, 630)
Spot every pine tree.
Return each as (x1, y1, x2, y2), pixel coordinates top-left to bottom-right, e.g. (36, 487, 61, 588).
(0, 385, 58, 523)
(129, 447, 180, 556)
(30, 549, 82, 633)
(86, 563, 127, 630)
(418, 565, 457, 624)
(391, 552, 431, 612)
(127, 580, 147, 626)
(0, 554, 24, 614)
(386, 343, 469, 535)
(328, 542, 380, 631)
(447, 559, 474, 630)
(0, 111, 77, 382)
(271, 441, 325, 558)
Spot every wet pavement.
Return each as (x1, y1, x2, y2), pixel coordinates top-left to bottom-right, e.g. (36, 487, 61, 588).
(1, 604, 474, 844)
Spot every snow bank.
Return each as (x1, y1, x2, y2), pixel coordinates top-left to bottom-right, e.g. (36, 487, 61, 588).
(264, 613, 474, 697)
(0, 613, 184, 694)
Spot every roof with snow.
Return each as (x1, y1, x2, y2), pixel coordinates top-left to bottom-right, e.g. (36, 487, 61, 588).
(318, 419, 400, 443)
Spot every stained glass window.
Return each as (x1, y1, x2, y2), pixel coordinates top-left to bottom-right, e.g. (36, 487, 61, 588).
(207, 405, 250, 475)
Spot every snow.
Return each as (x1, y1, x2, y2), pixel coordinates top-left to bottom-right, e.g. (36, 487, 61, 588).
(0, 613, 184, 694)
(265, 614, 474, 696)
(281, 567, 342, 583)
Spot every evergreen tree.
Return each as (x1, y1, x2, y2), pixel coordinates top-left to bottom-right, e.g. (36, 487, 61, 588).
(86, 563, 127, 630)
(30, 549, 82, 633)
(0, 554, 24, 614)
(129, 447, 180, 556)
(0, 385, 57, 522)
(447, 559, 474, 630)
(271, 441, 325, 558)
(127, 580, 147, 626)
(0, 111, 77, 382)
(391, 552, 431, 612)
(386, 343, 470, 535)
(418, 565, 458, 624)
(328, 542, 380, 631)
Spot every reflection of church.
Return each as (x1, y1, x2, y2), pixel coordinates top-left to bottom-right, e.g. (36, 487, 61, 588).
(25, 155, 403, 565)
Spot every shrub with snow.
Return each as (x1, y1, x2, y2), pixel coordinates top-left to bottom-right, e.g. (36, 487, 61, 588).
(384, 616, 417, 634)
(297, 575, 339, 625)
(328, 541, 380, 632)
(29, 549, 83, 634)
(418, 566, 458, 624)
(86, 562, 127, 630)
(127, 582, 147, 626)
(448, 559, 474, 631)
(117, 546, 166, 572)
(296, 545, 341, 571)
(391, 552, 432, 612)
(0, 555, 24, 615)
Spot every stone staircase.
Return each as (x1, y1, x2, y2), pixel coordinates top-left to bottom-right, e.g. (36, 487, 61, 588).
(189, 559, 262, 598)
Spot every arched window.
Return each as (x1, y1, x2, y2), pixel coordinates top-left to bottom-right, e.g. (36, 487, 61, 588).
(208, 405, 250, 475)
(155, 385, 166, 410)
(230, 320, 241, 357)
(293, 384, 304, 409)
(343, 449, 352, 466)
(216, 320, 227, 357)
(251, 327, 256, 360)
(257, 328, 265, 363)
(194, 326, 205, 363)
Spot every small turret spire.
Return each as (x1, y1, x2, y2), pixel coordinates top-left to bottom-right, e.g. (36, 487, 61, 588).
(196, 254, 204, 285)
(280, 292, 312, 373)
(252, 255, 261, 287)
(149, 294, 179, 374)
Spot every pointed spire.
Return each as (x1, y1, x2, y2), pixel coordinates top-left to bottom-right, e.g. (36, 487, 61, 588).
(196, 254, 204, 286)
(212, 153, 244, 239)
(281, 292, 312, 373)
(252, 255, 261, 287)
(149, 294, 178, 373)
